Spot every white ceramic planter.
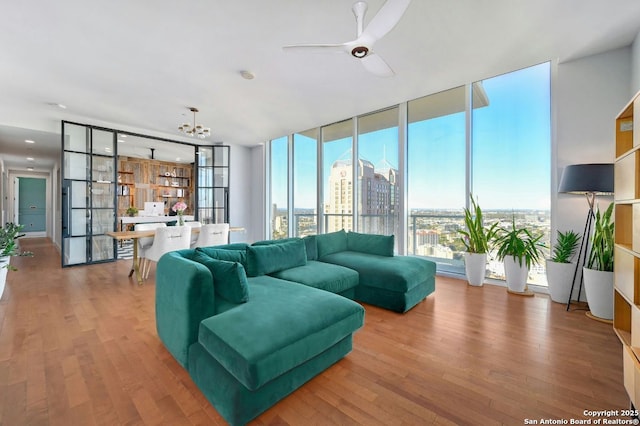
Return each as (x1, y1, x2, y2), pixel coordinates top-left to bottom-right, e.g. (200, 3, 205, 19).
(546, 259, 577, 303)
(504, 256, 529, 293)
(0, 256, 9, 301)
(464, 252, 487, 286)
(583, 267, 614, 320)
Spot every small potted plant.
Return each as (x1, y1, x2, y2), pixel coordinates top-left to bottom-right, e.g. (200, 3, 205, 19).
(494, 216, 546, 294)
(458, 195, 498, 286)
(583, 202, 614, 320)
(126, 206, 138, 217)
(546, 230, 581, 303)
(1, 222, 34, 298)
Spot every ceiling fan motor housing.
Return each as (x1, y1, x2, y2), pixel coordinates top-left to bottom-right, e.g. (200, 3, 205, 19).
(351, 46, 369, 58)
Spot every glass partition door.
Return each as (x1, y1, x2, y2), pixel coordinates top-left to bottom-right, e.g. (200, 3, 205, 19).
(197, 145, 229, 224)
(62, 122, 116, 266)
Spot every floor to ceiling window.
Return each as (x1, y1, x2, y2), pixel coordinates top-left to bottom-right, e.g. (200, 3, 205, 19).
(357, 107, 399, 244)
(407, 86, 467, 271)
(270, 136, 288, 239)
(293, 129, 318, 236)
(472, 62, 551, 285)
(268, 62, 551, 285)
(322, 119, 354, 233)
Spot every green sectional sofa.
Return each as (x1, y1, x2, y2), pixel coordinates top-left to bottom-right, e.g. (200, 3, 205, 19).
(155, 230, 436, 425)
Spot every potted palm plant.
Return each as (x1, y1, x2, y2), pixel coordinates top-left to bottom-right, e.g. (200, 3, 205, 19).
(546, 230, 580, 303)
(458, 195, 498, 286)
(1, 222, 34, 299)
(583, 202, 614, 321)
(494, 216, 546, 294)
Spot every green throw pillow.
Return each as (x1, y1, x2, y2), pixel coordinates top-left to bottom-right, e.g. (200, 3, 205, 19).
(191, 251, 249, 303)
(245, 239, 307, 277)
(347, 231, 394, 257)
(316, 229, 348, 258)
(303, 235, 318, 261)
(196, 246, 247, 265)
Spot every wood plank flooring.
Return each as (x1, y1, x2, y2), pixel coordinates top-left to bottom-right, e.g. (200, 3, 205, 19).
(0, 238, 628, 425)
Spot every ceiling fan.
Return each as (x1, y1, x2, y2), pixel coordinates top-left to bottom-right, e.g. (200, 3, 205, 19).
(283, 0, 412, 78)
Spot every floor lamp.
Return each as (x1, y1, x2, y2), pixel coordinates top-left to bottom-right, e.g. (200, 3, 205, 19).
(558, 163, 614, 311)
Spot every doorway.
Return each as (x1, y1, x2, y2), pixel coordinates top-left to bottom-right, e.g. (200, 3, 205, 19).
(16, 177, 46, 235)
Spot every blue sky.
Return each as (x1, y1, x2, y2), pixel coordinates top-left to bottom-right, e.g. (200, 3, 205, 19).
(272, 62, 551, 211)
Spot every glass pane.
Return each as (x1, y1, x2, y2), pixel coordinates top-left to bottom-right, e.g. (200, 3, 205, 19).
(198, 167, 213, 187)
(92, 208, 114, 234)
(213, 168, 228, 187)
(93, 156, 114, 183)
(213, 209, 226, 223)
(198, 208, 214, 224)
(71, 181, 88, 208)
(472, 62, 551, 285)
(91, 182, 114, 208)
(293, 128, 318, 237)
(64, 237, 87, 265)
(213, 188, 226, 209)
(64, 152, 89, 180)
(63, 123, 89, 152)
(198, 147, 213, 167)
(214, 146, 228, 166)
(322, 119, 353, 232)
(70, 209, 88, 236)
(407, 86, 466, 272)
(357, 108, 399, 246)
(92, 129, 114, 156)
(270, 136, 288, 239)
(91, 235, 114, 261)
(198, 188, 213, 208)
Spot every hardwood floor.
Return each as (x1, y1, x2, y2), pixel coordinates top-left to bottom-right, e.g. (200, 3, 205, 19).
(0, 238, 628, 425)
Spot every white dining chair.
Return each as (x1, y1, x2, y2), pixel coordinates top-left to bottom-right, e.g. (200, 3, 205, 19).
(134, 222, 166, 274)
(184, 221, 202, 248)
(193, 223, 229, 248)
(143, 226, 192, 279)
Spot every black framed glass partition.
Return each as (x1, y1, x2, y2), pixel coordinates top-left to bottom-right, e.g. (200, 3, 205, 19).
(61, 121, 229, 267)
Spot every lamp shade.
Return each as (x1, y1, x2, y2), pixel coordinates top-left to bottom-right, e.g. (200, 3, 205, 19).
(558, 163, 614, 194)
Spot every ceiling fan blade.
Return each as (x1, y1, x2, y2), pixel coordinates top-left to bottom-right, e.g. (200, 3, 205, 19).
(282, 43, 349, 54)
(360, 53, 395, 77)
(362, 0, 412, 42)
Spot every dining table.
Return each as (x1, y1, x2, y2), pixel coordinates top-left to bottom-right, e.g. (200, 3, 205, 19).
(106, 226, 245, 284)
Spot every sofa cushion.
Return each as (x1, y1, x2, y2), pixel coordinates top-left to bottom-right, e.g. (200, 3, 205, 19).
(270, 260, 359, 294)
(191, 251, 249, 303)
(252, 236, 318, 261)
(315, 229, 347, 258)
(347, 231, 394, 257)
(245, 239, 307, 277)
(196, 246, 247, 265)
(320, 251, 436, 293)
(303, 236, 318, 261)
(198, 276, 364, 391)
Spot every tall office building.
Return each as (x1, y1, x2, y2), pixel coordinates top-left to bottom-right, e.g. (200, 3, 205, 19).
(325, 155, 399, 234)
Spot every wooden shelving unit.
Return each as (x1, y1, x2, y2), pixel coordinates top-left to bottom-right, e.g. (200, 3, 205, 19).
(117, 157, 193, 219)
(614, 89, 640, 408)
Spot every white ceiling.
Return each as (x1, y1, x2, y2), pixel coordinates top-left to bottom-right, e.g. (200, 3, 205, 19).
(2, 0, 640, 171)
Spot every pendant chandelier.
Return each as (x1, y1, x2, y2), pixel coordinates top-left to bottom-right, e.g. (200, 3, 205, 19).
(178, 107, 211, 139)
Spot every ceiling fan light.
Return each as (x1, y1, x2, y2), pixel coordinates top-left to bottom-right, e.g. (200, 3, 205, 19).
(351, 46, 369, 58)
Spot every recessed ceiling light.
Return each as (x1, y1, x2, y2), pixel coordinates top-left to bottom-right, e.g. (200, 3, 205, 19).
(240, 70, 255, 80)
(25, 139, 35, 144)
(117, 139, 124, 143)
(48, 102, 67, 109)
(119, 134, 127, 138)
(176, 157, 181, 162)
(26, 157, 34, 161)
(105, 147, 112, 152)
(27, 167, 34, 171)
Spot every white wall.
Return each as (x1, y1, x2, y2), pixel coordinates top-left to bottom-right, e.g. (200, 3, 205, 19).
(554, 47, 631, 240)
(228, 144, 252, 243)
(631, 31, 640, 95)
(249, 145, 266, 243)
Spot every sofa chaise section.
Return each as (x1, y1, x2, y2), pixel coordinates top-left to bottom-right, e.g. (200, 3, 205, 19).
(156, 249, 365, 426)
(315, 230, 436, 312)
